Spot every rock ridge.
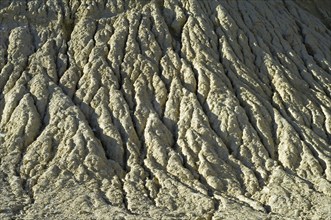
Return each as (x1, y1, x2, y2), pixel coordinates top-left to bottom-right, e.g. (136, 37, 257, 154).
(0, 0, 331, 219)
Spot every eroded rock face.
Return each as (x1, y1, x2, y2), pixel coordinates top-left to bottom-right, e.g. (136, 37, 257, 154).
(0, 0, 330, 219)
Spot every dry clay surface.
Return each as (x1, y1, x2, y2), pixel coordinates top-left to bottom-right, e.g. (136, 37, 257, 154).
(0, 0, 331, 219)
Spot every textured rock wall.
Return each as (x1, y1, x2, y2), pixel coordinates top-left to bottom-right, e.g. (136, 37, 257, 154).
(0, 0, 331, 219)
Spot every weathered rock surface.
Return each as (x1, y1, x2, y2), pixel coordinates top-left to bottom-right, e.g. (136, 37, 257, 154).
(0, 0, 331, 219)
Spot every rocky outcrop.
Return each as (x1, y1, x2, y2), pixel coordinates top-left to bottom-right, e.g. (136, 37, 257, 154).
(0, 0, 331, 219)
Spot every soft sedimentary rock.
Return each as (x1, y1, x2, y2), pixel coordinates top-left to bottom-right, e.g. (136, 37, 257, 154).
(0, 0, 331, 219)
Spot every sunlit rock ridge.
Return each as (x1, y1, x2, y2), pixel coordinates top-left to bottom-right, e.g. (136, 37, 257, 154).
(0, 0, 331, 219)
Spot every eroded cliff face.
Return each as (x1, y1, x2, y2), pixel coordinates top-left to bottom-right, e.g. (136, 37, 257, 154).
(0, 0, 330, 219)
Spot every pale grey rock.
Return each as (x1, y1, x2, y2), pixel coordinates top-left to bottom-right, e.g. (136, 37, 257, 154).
(0, 0, 331, 219)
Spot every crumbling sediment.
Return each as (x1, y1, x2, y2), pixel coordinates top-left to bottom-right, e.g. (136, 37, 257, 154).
(0, 0, 330, 219)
